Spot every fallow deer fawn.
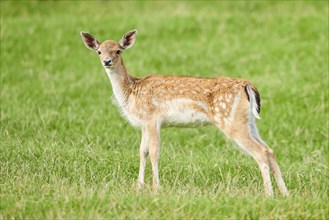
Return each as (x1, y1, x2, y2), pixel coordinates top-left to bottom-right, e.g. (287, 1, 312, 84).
(80, 29, 289, 196)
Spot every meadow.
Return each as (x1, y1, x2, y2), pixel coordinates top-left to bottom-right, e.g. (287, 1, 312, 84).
(1, 1, 328, 219)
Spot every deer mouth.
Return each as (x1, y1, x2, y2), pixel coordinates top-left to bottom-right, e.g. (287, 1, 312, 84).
(104, 64, 113, 68)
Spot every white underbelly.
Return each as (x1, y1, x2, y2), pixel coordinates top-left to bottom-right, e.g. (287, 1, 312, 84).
(161, 99, 210, 127)
(121, 98, 210, 128)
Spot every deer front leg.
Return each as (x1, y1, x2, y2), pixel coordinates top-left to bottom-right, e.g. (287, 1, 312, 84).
(144, 121, 161, 192)
(137, 127, 149, 190)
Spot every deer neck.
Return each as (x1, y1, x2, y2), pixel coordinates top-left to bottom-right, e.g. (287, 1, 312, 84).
(105, 57, 133, 107)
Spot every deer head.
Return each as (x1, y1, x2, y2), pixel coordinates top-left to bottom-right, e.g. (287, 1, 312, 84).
(80, 30, 137, 70)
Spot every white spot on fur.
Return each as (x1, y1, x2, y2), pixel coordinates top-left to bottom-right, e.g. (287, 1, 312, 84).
(220, 102, 226, 109)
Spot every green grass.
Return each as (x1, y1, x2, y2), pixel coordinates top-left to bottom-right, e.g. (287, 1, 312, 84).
(1, 1, 328, 219)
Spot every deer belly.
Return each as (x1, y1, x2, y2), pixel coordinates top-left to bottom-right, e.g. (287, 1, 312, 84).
(161, 100, 210, 127)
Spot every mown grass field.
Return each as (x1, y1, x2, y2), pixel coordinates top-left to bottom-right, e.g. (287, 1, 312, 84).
(1, 1, 328, 219)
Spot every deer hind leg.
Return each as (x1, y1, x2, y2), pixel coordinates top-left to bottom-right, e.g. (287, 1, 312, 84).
(267, 148, 289, 195)
(219, 118, 288, 196)
(215, 124, 273, 195)
(234, 133, 274, 196)
(217, 120, 270, 196)
(248, 118, 289, 195)
(214, 90, 288, 196)
(213, 98, 271, 195)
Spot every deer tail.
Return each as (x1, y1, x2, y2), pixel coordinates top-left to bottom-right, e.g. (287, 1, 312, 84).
(245, 85, 261, 120)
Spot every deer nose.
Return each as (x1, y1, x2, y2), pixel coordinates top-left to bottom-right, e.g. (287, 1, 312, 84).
(103, 60, 112, 66)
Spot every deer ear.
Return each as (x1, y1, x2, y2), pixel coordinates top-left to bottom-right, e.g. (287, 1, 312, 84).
(119, 29, 137, 50)
(80, 32, 100, 51)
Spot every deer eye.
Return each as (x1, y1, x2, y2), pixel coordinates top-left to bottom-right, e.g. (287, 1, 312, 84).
(97, 51, 101, 55)
(116, 50, 121, 55)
